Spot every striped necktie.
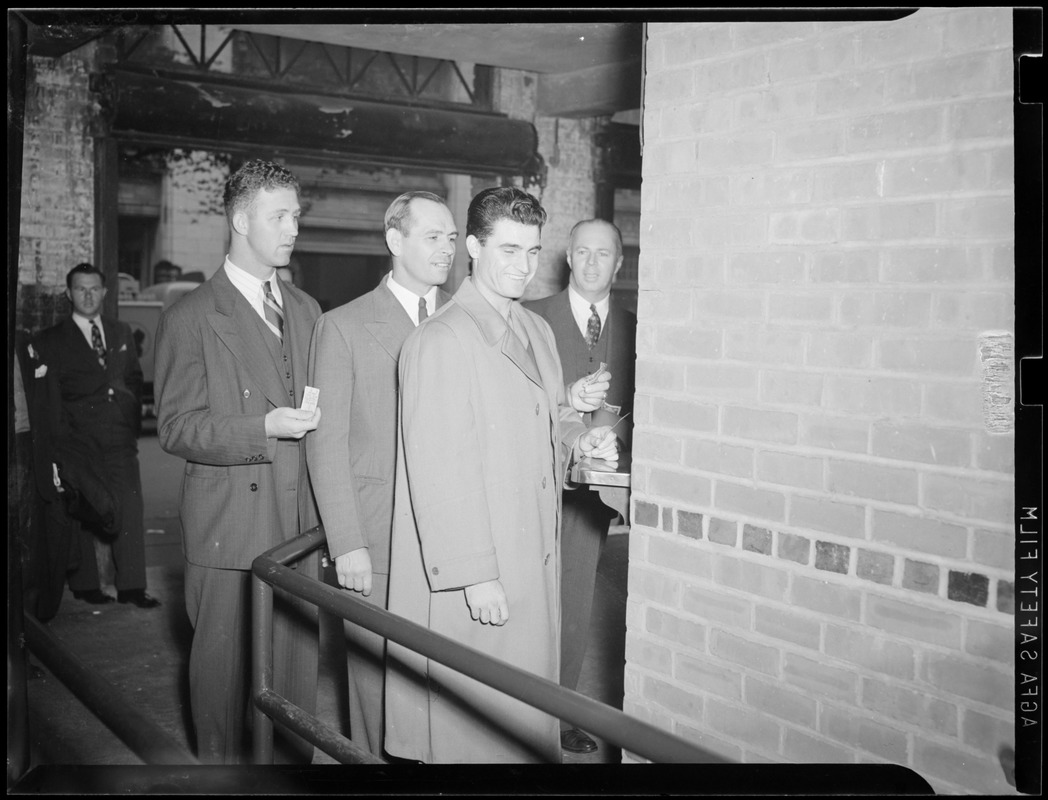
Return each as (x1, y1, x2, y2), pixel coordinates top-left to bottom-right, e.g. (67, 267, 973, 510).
(585, 304, 601, 349)
(263, 280, 284, 340)
(90, 320, 107, 367)
(418, 296, 428, 323)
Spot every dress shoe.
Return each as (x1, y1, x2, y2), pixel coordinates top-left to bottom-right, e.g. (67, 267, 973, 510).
(72, 589, 114, 604)
(560, 727, 598, 754)
(117, 589, 161, 609)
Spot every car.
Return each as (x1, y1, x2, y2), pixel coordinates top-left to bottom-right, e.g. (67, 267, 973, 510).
(119, 280, 202, 420)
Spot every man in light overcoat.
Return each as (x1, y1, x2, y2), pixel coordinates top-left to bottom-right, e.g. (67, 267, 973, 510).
(384, 187, 619, 763)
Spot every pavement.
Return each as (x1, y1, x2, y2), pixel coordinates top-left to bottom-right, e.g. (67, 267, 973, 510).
(19, 429, 630, 770)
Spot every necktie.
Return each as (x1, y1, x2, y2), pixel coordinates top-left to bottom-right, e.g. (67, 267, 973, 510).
(90, 320, 106, 367)
(263, 280, 284, 340)
(418, 296, 428, 323)
(585, 304, 601, 349)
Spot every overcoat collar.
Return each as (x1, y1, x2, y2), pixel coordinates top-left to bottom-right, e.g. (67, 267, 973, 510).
(452, 277, 542, 390)
(205, 266, 292, 408)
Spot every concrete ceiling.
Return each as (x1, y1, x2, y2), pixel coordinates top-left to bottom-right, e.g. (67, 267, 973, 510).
(232, 22, 645, 117)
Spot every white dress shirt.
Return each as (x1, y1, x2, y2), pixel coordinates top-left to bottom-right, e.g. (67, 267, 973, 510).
(224, 256, 284, 338)
(387, 273, 439, 326)
(72, 311, 106, 350)
(567, 285, 609, 339)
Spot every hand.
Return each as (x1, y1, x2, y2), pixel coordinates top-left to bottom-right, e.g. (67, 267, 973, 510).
(574, 425, 619, 465)
(334, 547, 373, 596)
(265, 406, 321, 439)
(567, 368, 612, 413)
(464, 579, 509, 626)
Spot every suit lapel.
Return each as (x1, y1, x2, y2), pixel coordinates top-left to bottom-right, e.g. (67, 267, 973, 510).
(207, 269, 289, 408)
(364, 277, 414, 362)
(63, 316, 102, 369)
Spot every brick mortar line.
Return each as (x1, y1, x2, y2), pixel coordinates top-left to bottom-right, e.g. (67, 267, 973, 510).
(634, 518, 1014, 610)
(650, 507, 1017, 576)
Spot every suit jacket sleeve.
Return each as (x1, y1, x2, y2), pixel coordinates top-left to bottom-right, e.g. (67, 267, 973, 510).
(154, 301, 272, 466)
(306, 314, 368, 559)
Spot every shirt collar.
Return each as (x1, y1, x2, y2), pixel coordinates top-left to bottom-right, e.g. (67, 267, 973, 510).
(567, 284, 609, 318)
(224, 255, 282, 304)
(387, 273, 438, 324)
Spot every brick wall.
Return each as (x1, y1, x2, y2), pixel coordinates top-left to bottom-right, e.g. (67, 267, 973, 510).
(629, 10, 1015, 793)
(16, 47, 97, 334)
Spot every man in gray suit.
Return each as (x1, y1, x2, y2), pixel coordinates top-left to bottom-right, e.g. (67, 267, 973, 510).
(307, 190, 456, 756)
(524, 218, 637, 754)
(154, 159, 322, 764)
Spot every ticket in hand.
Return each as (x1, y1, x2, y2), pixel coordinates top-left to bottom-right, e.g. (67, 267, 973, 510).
(584, 362, 609, 385)
(301, 385, 320, 413)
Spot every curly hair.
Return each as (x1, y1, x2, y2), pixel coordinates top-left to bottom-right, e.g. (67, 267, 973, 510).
(222, 159, 300, 224)
(466, 187, 547, 243)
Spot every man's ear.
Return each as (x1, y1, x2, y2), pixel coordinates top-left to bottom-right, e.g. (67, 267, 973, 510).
(385, 227, 402, 257)
(613, 253, 624, 280)
(466, 234, 481, 261)
(232, 209, 250, 237)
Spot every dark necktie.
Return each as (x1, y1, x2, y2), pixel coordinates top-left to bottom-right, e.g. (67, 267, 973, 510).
(585, 304, 601, 349)
(418, 296, 428, 323)
(263, 280, 284, 340)
(90, 320, 106, 367)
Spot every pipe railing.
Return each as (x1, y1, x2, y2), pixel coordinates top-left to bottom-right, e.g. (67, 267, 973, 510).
(21, 613, 199, 766)
(251, 526, 731, 765)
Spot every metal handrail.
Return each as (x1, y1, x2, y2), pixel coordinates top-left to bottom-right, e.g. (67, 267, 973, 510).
(21, 612, 199, 766)
(251, 526, 731, 765)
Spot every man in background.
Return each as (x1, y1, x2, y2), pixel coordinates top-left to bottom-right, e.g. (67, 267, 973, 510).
(32, 263, 159, 610)
(524, 218, 637, 754)
(307, 190, 456, 755)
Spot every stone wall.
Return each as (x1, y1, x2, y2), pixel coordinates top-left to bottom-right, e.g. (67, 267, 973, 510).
(17, 46, 97, 334)
(627, 10, 1015, 794)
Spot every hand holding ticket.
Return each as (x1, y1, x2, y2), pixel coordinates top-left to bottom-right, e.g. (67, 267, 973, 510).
(301, 385, 320, 414)
(569, 363, 611, 413)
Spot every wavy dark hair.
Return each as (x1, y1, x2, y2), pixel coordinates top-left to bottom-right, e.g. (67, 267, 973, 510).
(466, 187, 547, 243)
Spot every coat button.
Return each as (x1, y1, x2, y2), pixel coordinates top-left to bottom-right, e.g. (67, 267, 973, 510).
(243, 389, 250, 398)
(535, 404, 539, 415)
(250, 483, 258, 491)
(432, 567, 439, 576)
(542, 477, 547, 488)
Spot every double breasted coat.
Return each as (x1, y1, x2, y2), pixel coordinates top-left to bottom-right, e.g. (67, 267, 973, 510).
(384, 276, 587, 764)
(154, 265, 321, 762)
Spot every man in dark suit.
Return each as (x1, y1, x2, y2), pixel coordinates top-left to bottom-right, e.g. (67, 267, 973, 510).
(154, 159, 322, 764)
(524, 218, 637, 754)
(32, 263, 159, 610)
(307, 190, 456, 755)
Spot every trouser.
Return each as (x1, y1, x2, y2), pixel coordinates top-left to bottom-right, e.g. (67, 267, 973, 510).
(559, 487, 614, 704)
(343, 571, 389, 755)
(66, 443, 146, 593)
(184, 559, 319, 764)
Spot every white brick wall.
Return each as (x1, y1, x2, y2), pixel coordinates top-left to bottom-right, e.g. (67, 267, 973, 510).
(629, 10, 1015, 793)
